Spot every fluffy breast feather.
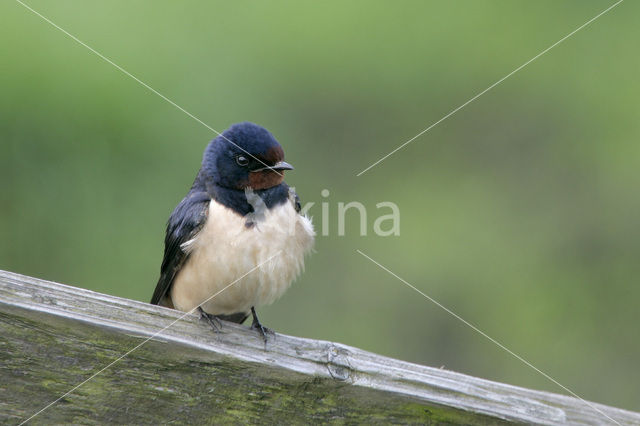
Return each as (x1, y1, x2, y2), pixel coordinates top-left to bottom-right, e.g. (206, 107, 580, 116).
(170, 198, 314, 315)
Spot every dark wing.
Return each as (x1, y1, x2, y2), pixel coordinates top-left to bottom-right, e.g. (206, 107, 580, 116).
(293, 192, 302, 213)
(288, 186, 302, 213)
(150, 190, 211, 305)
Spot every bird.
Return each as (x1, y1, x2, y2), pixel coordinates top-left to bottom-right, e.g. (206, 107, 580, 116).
(150, 122, 315, 341)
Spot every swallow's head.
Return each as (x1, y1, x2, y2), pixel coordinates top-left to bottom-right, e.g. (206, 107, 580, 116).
(202, 122, 293, 190)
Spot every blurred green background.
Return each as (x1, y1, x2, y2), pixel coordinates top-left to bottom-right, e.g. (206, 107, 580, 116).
(1, 0, 638, 412)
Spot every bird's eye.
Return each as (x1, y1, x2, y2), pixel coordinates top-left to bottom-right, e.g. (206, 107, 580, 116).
(236, 155, 249, 166)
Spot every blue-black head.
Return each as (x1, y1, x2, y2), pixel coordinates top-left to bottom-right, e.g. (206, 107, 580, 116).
(200, 122, 293, 191)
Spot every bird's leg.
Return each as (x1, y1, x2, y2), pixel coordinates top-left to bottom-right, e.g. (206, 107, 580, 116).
(250, 306, 273, 343)
(198, 306, 222, 332)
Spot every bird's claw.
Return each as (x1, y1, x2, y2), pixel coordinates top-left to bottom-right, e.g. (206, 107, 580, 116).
(250, 322, 274, 343)
(198, 307, 221, 332)
(250, 306, 274, 343)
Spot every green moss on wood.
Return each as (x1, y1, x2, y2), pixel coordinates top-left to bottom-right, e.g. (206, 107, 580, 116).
(0, 307, 508, 425)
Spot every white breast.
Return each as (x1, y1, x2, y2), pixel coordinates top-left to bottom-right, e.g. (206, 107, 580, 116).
(170, 199, 315, 315)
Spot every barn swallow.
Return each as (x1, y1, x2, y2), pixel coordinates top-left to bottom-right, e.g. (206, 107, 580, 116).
(150, 122, 315, 341)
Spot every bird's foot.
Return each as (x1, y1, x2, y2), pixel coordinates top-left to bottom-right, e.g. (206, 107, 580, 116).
(198, 307, 222, 332)
(250, 322, 273, 342)
(250, 306, 274, 343)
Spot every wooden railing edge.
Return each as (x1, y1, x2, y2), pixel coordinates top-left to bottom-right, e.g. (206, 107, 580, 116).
(1, 269, 639, 425)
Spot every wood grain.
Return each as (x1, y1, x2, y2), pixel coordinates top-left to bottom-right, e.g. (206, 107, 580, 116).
(1, 270, 638, 425)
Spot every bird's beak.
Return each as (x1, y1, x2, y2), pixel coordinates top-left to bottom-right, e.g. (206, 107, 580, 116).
(252, 161, 294, 172)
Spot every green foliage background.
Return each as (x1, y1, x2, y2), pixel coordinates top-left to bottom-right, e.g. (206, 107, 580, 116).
(1, 0, 638, 412)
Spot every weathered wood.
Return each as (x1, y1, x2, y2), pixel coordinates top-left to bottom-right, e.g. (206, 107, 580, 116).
(0, 270, 638, 425)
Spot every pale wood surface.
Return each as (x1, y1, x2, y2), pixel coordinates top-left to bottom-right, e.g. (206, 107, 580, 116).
(1, 270, 638, 425)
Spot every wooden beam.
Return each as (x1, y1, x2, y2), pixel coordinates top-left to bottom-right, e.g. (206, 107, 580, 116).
(1, 270, 638, 424)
